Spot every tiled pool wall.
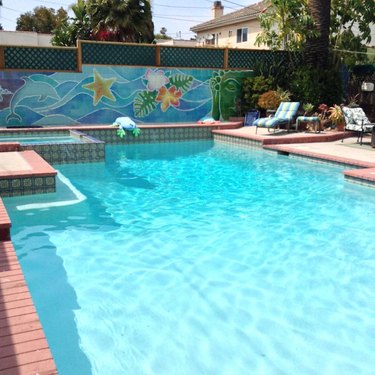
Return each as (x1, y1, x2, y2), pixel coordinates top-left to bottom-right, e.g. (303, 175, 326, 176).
(0, 125, 240, 165)
(0, 175, 56, 197)
(213, 133, 262, 148)
(84, 125, 216, 144)
(0, 130, 105, 164)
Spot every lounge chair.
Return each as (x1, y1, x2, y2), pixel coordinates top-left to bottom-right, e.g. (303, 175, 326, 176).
(341, 106, 375, 145)
(254, 102, 300, 134)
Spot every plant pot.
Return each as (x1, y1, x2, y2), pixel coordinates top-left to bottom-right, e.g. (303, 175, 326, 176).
(336, 122, 345, 132)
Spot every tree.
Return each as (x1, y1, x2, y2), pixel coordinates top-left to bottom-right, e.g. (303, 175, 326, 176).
(155, 27, 172, 40)
(255, 0, 317, 51)
(16, 6, 67, 33)
(304, 0, 332, 68)
(330, 0, 374, 66)
(87, 0, 154, 43)
(52, 0, 92, 46)
(257, 0, 373, 67)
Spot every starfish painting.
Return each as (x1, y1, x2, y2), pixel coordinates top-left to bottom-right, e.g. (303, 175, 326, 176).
(83, 69, 116, 106)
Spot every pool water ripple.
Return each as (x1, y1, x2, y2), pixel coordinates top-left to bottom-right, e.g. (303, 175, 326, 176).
(5, 141, 375, 375)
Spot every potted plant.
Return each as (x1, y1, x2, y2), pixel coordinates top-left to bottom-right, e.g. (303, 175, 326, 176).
(317, 103, 331, 129)
(303, 103, 314, 116)
(328, 104, 345, 131)
(299, 103, 316, 131)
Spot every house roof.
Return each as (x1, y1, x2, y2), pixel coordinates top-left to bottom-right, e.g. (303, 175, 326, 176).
(190, 1, 266, 33)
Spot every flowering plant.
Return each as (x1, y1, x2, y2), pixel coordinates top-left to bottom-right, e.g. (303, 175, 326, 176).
(328, 104, 344, 124)
(317, 103, 328, 120)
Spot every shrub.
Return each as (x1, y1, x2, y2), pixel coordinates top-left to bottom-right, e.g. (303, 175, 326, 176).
(241, 75, 273, 111)
(258, 90, 281, 110)
(290, 67, 343, 106)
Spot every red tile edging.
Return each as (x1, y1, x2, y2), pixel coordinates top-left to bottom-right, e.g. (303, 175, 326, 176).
(0, 151, 57, 179)
(0, 240, 57, 375)
(0, 199, 11, 241)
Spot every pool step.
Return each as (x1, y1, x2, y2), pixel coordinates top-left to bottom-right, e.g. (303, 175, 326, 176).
(0, 151, 57, 197)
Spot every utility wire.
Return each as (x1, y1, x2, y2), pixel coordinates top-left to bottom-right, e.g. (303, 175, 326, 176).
(154, 15, 204, 23)
(333, 48, 375, 55)
(2, 5, 21, 13)
(154, 13, 207, 19)
(30, 0, 68, 6)
(153, 2, 209, 9)
(201, 0, 237, 11)
(222, 0, 248, 8)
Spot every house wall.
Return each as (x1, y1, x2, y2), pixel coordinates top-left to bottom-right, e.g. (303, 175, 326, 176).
(0, 31, 52, 46)
(0, 66, 252, 127)
(196, 19, 265, 49)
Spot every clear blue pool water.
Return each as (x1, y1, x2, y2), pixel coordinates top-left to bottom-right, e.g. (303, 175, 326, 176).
(4, 141, 375, 375)
(0, 135, 83, 144)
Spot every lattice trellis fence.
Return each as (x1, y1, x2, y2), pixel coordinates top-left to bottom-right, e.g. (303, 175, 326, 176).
(1, 42, 304, 72)
(3, 47, 77, 71)
(160, 47, 225, 68)
(81, 42, 156, 66)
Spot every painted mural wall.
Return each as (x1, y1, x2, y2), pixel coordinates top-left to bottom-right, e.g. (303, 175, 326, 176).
(0, 66, 252, 127)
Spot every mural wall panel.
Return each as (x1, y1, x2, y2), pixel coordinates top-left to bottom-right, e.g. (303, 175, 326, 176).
(0, 66, 252, 127)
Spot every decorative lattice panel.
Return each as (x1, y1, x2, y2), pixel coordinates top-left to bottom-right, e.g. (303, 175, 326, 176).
(4, 47, 77, 71)
(228, 49, 302, 69)
(81, 42, 156, 66)
(160, 47, 224, 68)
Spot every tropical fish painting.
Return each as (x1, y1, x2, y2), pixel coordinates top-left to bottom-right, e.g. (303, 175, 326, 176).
(0, 66, 252, 127)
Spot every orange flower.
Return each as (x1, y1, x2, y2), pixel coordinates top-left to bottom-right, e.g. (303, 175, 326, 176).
(156, 85, 182, 112)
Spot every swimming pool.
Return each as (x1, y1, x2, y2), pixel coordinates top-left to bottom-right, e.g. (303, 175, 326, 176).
(4, 141, 375, 375)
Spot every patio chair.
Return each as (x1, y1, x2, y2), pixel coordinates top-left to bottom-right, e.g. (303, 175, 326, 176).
(341, 106, 375, 145)
(254, 102, 300, 134)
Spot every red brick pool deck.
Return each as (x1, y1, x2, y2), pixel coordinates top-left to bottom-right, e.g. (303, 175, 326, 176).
(0, 123, 374, 374)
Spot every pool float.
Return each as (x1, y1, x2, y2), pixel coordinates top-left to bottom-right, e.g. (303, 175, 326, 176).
(112, 117, 141, 138)
(197, 116, 221, 125)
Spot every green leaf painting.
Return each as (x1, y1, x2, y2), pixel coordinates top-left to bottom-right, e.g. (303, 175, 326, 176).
(134, 91, 157, 117)
(169, 74, 193, 93)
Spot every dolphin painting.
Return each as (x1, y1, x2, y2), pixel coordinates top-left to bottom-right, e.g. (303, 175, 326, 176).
(6, 76, 60, 123)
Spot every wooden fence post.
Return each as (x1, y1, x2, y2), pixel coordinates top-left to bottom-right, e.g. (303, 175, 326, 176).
(76, 40, 82, 72)
(0, 47, 5, 69)
(155, 45, 161, 67)
(223, 48, 229, 69)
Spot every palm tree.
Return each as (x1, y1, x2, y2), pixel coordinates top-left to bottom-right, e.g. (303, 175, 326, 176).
(304, 0, 331, 68)
(87, 0, 154, 43)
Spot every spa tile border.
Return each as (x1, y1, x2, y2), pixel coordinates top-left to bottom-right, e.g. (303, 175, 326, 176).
(0, 151, 57, 197)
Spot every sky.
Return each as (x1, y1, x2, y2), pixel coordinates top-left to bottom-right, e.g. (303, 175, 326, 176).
(0, 0, 258, 40)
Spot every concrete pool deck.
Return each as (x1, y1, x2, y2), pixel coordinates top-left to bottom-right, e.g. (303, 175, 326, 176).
(0, 123, 374, 374)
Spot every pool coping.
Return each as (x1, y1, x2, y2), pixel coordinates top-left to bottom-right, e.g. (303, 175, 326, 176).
(0, 150, 57, 179)
(0, 196, 57, 374)
(1, 121, 242, 133)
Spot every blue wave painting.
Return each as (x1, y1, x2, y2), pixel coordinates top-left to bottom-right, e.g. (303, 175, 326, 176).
(0, 65, 251, 127)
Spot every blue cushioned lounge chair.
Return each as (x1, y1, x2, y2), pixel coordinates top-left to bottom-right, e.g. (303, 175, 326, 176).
(254, 102, 300, 134)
